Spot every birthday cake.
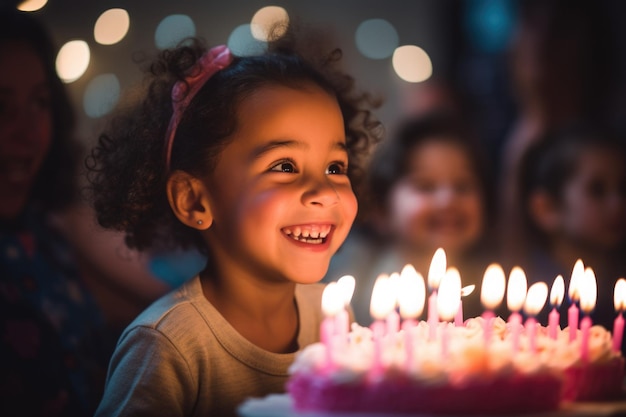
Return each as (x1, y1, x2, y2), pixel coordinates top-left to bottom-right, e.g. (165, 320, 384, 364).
(286, 317, 624, 415)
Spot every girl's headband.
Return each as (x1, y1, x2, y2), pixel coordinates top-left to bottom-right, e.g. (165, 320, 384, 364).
(163, 45, 234, 172)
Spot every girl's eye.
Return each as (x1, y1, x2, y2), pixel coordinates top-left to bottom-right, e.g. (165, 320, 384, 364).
(326, 162, 347, 175)
(270, 160, 297, 173)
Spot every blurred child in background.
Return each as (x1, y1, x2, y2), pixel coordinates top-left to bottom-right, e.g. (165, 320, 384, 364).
(516, 125, 626, 330)
(326, 111, 495, 325)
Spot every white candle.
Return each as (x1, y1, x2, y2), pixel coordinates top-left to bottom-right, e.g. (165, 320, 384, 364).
(523, 282, 549, 354)
(481, 263, 506, 346)
(506, 266, 527, 353)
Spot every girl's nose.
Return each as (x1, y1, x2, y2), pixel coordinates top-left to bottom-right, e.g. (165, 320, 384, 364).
(301, 176, 340, 207)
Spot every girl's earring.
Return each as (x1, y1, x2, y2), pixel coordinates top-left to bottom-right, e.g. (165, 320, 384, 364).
(197, 220, 203, 226)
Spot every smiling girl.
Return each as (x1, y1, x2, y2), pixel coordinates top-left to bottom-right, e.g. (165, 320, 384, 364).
(88, 25, 381, 417)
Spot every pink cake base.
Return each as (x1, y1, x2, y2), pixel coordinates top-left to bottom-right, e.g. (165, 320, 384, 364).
(561, 357, 625, 402)
(287, 372, 562, 415)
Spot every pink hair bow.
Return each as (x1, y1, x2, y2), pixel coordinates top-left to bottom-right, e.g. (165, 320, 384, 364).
(164, 45, 233, 171)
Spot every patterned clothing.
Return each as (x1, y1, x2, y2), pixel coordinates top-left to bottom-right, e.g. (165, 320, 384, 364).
(0, 209, 115, 417)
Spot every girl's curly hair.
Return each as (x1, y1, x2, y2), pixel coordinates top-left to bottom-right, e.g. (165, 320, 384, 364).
(87, 22, 382, 254)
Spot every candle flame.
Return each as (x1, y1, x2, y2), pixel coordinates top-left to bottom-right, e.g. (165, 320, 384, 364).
(579, 267, 597, 314)
(437, 267, 461, 322)
(506, 266, 527, 312)
(370, 274, 396, 320)
(322, 282, 344, 317)
(461, 284, 475, 297)
(481, 263, 506, 310)
(614, 278, 626, 312)
(523, 282, 548, 317)
(337, 275, 356, 306)
(427, 247, 446, 290)
(568, 259, 584, 302)
(550, 275, 565, 307)
(397, 264, 426, 319)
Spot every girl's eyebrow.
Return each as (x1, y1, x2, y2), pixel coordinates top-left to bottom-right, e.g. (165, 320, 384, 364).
(251, 139, 347, 160)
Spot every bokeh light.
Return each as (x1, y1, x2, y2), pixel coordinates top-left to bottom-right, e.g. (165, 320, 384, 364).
(94, 8, 130, 45)
(465, 0, 516, 53)
(392, 45, 433, 83)
(228, 24, 266, 56)
(355, 18, 398, 59)
(56, 40, 90, 83)
(251, 6, 289, 41)
(17, 0, 48, 12)
(83, 74, 120, 118)
(155, 14, 196, 50)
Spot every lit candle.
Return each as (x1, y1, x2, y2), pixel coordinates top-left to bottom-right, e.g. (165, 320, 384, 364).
(437, 267, 461, 359)
(369, 274, 395, 375)
(397, 264, 426, 369)
(523, 282, 549, 354)
(456, 284, 475, 327)
(427, 248, 446, 340)
(321, 282, 344, 370)
(336, 275, 356, 342)
(579, 267, 597, 363)
(568, 259, 584, 342)
(548, 275, 565, 340)
(506, 266, 527, 353)
(613, 278, 626, 353)
(480, 263, 506, 346)
(398, 264, 426, 328)
(386, 272, 401, 336)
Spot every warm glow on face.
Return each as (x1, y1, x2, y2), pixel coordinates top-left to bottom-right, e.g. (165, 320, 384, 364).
(481, 263, 505, 310)
(370, 274, 396, 320)
(579, 267, 597, 314)
(322, 282, 344, 317)
(337, 275, 356, 306)
(614, 278, 626, 312)
(523, 282, 548, 317)
(397, 264, 426, 319)
(550, 275, 565, 307)
(427, 248, 446, 290)
(569, 259, 585, 302)
(506, 266, 527, 311)
(437, 267, 461, 321)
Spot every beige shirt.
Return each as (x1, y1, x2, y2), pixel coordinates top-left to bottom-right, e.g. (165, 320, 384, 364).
(95, 276, 324, 417)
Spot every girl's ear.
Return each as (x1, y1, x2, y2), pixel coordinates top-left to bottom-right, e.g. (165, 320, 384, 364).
(166, 171, 213, 230)
(528, 190, 560, 233)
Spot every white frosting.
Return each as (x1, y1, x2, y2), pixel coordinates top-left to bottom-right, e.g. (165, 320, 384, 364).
(289, 317, 622, 384)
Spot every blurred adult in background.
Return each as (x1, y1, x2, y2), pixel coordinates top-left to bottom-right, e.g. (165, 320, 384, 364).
(0, 8, 172, 416)
(516, 126, 626, 334)
(498, 0, 619, 268)
(326, 111, 496, 325)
